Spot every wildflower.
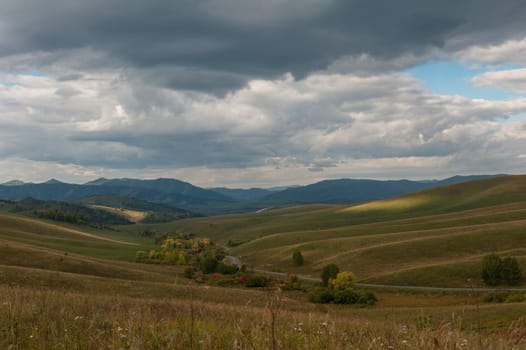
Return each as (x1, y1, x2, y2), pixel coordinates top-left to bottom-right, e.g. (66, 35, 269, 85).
(458, 338, 468, 347)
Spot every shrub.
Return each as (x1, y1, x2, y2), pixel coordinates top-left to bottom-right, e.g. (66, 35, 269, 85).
(321, 264, 340, 287)
(135, 250, 148, 262)
(481, 254, 523, 286)
(292, 249, 304, 266)
(308, 287, 377, 305)
(184, 267, 196, 279)
(227, 239, 242, 247)
(357, 291, 378, 305)
(481, 254, 503, 286)
(216, 262, 239, 275)
(505, 293, 526, 303)
(245, 275, 270, 288)
(283, 273, 302, 290)
(501, 257, 522, 285)
(193, 270, 204, 283)
(482, 292, 506, 303)
(308, 287, 334, 303)
(333, 288, 358, 304)
(201, 256, 219, 274)
(215, 276, 236, 287)
(237, 274, 250, 284)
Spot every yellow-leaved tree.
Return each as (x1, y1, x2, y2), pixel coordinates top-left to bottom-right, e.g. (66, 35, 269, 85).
(329, 271, 356, 291)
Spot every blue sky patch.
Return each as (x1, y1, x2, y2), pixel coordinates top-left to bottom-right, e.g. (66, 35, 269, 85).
(407, 61, 522, 100)
(20, 70, 46, 77)
(507, 112, 526, 123)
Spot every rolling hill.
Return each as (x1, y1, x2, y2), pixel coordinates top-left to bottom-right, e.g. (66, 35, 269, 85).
(165, 175, 526, 287)
(74, 194, 200, 223)
(2, 177, 526, 348)
(0, 197, 133, 226)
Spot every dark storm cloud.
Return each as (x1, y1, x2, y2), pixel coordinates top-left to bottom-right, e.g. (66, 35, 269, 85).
(56, 74, 83, 82)
(2, 0, 526, 91)
(2, 0, 526, 186)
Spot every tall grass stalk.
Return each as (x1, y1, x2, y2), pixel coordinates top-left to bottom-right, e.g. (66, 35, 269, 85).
(1, 284, 525, 349)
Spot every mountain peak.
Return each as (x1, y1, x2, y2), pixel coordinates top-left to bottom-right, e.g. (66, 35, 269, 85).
(43, 179, 64, 185)
(84, 178, 108, 185)
(1, 180, 25, 186)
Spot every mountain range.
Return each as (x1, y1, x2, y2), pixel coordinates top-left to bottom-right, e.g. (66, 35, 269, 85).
(0, 175, 505, 215)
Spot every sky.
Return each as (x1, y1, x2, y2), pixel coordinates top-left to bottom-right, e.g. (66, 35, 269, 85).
(1, 0, 526, 188)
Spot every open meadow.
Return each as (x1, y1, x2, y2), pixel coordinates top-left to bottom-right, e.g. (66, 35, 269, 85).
(2, 176, 526, 348)
(161, 176, 526, 287)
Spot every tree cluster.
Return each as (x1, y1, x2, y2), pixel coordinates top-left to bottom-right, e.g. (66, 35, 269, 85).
(481, 254, 522, 286)
(309, 264, 377, 305)
(136, 232, 224, 267)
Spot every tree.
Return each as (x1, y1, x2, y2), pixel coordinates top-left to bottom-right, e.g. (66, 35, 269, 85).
(481, 254, 502, 286)
(501, 257, 522, 285)
(283, 273, 302, 290)
(201, 256, 218, 274)
(292, 249, 304, 266)
(329, 271, 356, 291)
(321, 263, 340, 287)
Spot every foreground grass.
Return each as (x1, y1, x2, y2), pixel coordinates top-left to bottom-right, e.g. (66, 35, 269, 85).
(2, 284, 526, 350)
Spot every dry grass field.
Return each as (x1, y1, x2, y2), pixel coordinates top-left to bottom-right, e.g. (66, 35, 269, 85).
(2, 176, 526, 348)
(89, 204, 148, 223)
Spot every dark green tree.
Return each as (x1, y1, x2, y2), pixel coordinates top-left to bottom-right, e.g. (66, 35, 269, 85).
(501, 257, 522, 285)
(481, 254, 502, 286)
(321, 263, 340, 287)
(201, 256, 219, 274)
(292, 249, 304, 266)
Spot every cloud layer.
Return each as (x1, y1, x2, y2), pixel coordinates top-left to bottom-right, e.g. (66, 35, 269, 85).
(1, 1, 526, 186)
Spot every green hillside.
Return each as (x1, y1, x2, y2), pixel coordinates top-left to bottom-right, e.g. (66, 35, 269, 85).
(0, 213, 151, 260)
(2, 179, 526, 348)
(165, 175, 526, 287)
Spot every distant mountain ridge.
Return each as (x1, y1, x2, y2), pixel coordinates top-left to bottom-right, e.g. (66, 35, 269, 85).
(0, 174, 507, 215)
(1, 180, 25, 186)
(262, 175, 503, 205)
(209, 187, 273, 202)
(0, 178, 233, 215)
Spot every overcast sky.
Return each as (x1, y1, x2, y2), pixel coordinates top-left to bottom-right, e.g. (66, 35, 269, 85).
(1, 0, 526, 188)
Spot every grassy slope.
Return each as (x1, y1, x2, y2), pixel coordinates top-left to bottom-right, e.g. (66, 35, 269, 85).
(164, 175, 526, 286)
(0, 213, 155, 260)
(88, 204, 148, 223)
(2, 188, 526, 347)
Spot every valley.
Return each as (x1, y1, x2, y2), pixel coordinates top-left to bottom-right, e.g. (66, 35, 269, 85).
(1, 175, 526, 348)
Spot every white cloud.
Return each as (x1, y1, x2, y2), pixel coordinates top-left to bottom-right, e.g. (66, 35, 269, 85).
(458, 37, 526, 66)
(2, 65, 526, 186)
(471, 68, 526, 93)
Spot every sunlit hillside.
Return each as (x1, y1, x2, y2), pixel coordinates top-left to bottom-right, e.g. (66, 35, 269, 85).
(165, 175, 526, 287)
